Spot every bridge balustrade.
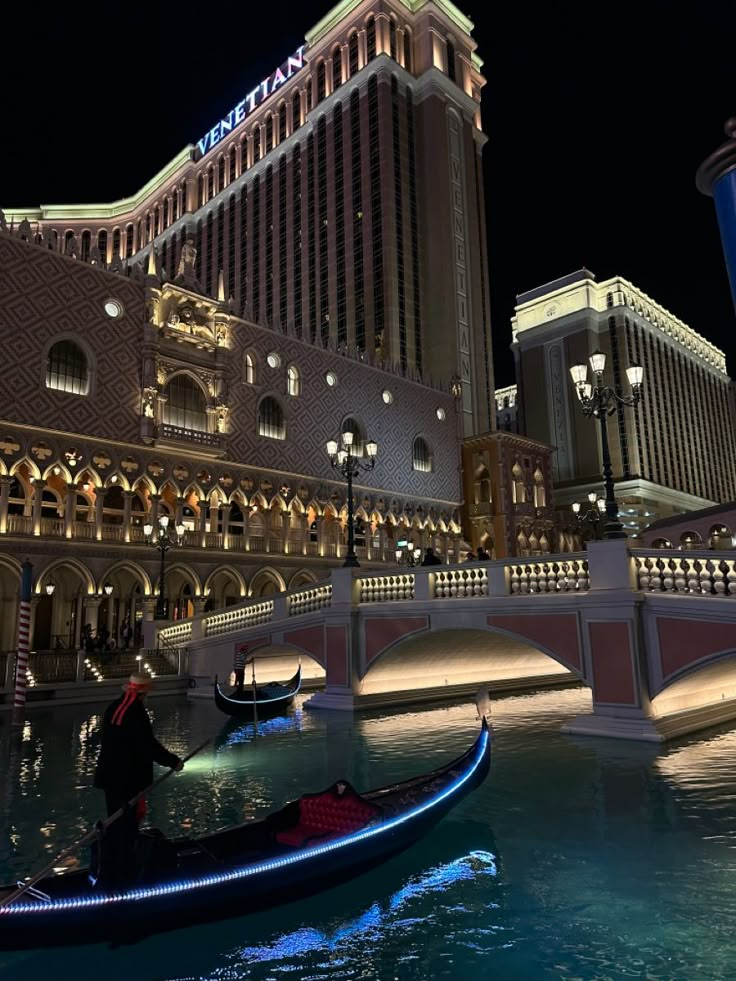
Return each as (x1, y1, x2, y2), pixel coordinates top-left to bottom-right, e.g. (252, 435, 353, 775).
(634, 550, 736, 595)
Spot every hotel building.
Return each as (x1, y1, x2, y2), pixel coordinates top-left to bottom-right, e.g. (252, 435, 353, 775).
(5, 0, 495, 437)
(0, 0, 498, 654)
(511, 269, 736, 535)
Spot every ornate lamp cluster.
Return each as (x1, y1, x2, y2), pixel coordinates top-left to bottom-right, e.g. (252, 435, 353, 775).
(143, 514, 186, 618)
(326, 430, 378, 568)
(569, 350, 644, 540)
(572, 492, 607, 541)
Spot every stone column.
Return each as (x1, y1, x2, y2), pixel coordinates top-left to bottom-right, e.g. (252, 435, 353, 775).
(221, 503, 232, 549)
(301, 513, 309, 556)
(175, 496, 185, 527)
(280, 511, 290, 554)
(198, 499, 208, 548)
(32, 479, 46, 536)
(64, 483, 76, 539)
(94, 488, 106, 541)
(123, 491, 134, 543)
(325, 57, 334, 97)
(149, 494, 160, 528)
(341, 43, 349, 83)
(358, 29, 367, 69)
(316, 514, 326, 556)
(84, 597, 102, 636)
(0, 475, 11, 534)
(243, 507, 250, 551)
(396, 28, 405, 67)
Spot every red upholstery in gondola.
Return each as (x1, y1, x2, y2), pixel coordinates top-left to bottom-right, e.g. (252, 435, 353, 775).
(275, 784, 381, 848)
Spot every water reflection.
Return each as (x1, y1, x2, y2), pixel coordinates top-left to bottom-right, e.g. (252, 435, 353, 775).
(223, 852, 498, 976)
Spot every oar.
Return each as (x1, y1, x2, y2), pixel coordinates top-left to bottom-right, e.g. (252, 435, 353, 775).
(1, 738, 210, 909)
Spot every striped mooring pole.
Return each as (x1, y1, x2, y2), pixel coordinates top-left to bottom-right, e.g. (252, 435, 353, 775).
(12, 559, 33, 726)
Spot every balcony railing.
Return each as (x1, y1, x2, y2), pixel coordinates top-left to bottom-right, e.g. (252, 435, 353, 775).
(0, 511, 446, 568)
(159, 425, 223, 448)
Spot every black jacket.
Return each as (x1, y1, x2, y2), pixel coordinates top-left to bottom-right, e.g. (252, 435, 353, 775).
(93, 694, 179, 800)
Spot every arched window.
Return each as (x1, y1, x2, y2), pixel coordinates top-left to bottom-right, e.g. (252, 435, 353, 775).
(258, 396, 285, 440)
(244, 353, 257, 385)
(46, 339, 89, 395)
(349, 33, 360, 76)
(218, 155, 226, 189)
(446, 39, 456, 82)
(198, 174, 205, 207)
(287, 365, 300, 397)
(332, 46, 343, 89)
(112, 228, 121, 258)
(162, 375, 208, 432)
(81, 230, 91, 262)
(474, 466, 491, 504)
(97, 230, 107, 263)
(533, 467, 546, 508)
(366, 17, 377, 60)
(266, 115, 274, 153)
(389, 19, 397, 60)
(292, 92, 302, 132)
(403, 29, 412, 72)
(279, 104, 287, 142)
(317, 61, 327, 103)
(342, 416, 366, 456)
(125, 224, 134, 258)
(412, 436, 432, 472)
(512, 463, 525, 503)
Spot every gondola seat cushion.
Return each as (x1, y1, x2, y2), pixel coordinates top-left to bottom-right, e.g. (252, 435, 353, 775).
(275, 782, 382, 848)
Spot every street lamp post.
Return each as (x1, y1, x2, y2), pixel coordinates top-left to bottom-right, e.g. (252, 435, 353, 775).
(572, 492, 607, 542)
(569, 351, 643, 540)
(326, 430, 378, 568)
(143, 514, 185, 619)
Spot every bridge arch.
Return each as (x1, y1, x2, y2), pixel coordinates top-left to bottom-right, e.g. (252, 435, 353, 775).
(651, 646, 736, 718)
(359, 625, 579, 697)
(232, 640, 326, 684)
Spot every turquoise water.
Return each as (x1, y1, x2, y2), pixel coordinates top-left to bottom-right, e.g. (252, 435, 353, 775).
(3, 687, 736, 980)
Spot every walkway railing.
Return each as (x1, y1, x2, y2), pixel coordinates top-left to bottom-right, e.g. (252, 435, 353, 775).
(158, 554, 591, 646)
(0, 647, 190, 693)
(634, 549, 736, 596)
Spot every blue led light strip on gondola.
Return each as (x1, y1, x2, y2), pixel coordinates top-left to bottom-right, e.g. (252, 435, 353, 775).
(1, 727, 489, 916)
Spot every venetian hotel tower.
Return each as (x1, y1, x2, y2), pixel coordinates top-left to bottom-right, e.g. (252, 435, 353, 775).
(6, 0, 495, 436)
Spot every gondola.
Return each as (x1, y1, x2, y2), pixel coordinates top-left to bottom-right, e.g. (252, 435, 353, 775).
(214, 664, 301, 718)
(0, 718, 491, 949)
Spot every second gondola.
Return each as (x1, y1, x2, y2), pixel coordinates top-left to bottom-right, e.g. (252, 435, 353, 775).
(214, 664, 301, 718)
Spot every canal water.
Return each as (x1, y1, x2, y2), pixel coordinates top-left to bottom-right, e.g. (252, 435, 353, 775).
(2, 687, 736, 980)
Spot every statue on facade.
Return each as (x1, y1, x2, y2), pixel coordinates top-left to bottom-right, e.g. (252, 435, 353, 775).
(177, 236, 197, 280)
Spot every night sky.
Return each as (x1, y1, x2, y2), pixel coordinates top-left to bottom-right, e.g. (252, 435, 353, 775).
(2, 1, 733, 386)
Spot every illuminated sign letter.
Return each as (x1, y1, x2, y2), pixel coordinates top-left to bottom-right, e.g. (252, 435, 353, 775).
(220, 110, 235, 136)
(209, 124, 221, 150)
(287, 45, 305, 77)
(197, 134, 210, 156)
(245, 86, 260, 113)
(259, 78, 270, 101)
(271, 67, 286, 91)
(234, 100, 246, 124)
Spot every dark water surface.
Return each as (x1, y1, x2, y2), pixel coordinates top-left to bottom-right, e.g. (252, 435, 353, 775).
(2, 687, 736, 980)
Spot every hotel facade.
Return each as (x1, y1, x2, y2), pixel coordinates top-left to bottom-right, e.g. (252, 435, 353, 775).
(511, 269, 736, 536)
(0, 0, 506, 654)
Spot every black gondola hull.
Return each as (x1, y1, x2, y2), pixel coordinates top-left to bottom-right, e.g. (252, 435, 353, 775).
(0, 720, 491, 948)
(214, 666, 301, 718)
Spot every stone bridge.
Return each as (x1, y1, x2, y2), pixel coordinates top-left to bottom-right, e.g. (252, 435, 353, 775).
(157, 541, 736, 742)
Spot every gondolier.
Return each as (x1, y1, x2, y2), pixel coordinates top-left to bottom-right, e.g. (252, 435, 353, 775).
(93, 674, 183, 881)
